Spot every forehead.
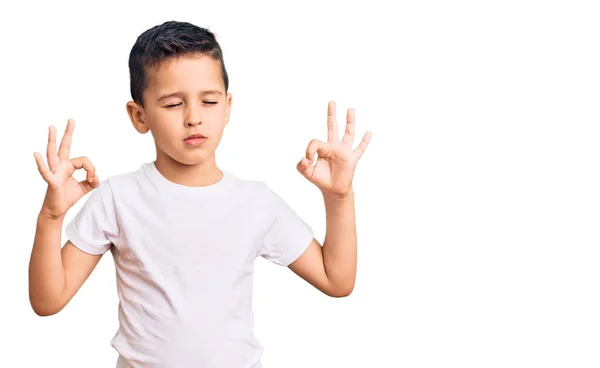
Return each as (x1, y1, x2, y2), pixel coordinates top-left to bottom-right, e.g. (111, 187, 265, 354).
(146, 54, 224, 94)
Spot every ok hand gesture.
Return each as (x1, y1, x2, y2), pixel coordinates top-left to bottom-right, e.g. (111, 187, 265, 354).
(297, 101, 372, 198)
(34, 119, 99, 220)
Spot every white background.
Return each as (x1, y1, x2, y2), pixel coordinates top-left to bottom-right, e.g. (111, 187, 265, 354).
(1, 0, 599, 367)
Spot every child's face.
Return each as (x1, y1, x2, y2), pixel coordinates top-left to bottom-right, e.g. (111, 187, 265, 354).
(130, 54, 232, 166)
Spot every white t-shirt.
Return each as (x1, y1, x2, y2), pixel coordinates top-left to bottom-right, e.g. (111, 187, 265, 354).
(65, 162, 313, 368)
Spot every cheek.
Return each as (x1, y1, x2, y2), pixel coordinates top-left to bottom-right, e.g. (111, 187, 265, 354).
(148, 119, 181, 144)
(153, 121, 174, 135)
(203, 110, 225, 128)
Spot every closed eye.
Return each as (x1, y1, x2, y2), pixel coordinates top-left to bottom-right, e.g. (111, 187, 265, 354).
(165, 101, 217, 108)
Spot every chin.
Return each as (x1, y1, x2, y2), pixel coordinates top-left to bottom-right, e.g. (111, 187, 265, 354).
(171, 153, 214, 167)
(157, 144, 215, 166)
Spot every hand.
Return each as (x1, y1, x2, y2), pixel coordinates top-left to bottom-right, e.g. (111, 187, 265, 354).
(297, 101, 372, 198)
(34, 119, 99, 220)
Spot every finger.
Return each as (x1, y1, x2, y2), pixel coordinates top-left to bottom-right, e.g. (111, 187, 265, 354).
(341, 108, 355, 147)
(58, 119, 75, 160)
(297, 157, 317, 181)
(34, 152, 57, 187)
(47, 126, 59, 171)
(296, 157, 310, 175)
(70, 156, 96, 183)
(305, 139, 328, 165)
(78, 175, 100, 195)
(327, 101, 339, 144)
(89, 175, 100, 188)
(353, 131, 372, 160)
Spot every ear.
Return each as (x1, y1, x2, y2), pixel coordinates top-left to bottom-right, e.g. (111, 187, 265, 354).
(126, 101, 150, 134)
(224, 93, 233, 127)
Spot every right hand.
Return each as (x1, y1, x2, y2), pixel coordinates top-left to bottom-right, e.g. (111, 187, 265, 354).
(34, 119, 99, 220)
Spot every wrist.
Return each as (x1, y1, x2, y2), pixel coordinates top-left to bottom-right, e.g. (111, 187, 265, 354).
(322, 188, 354, 201)
(38, 209, 65, 224)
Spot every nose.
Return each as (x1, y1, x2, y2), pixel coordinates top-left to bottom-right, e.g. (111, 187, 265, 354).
(186, 120, 200, 127)
(185, 106, 202, 127)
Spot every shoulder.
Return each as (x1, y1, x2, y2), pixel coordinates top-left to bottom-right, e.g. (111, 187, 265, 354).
(225, 171, 273, 198)
(221, 173, 283, 217)
(100, 162, 154, 194)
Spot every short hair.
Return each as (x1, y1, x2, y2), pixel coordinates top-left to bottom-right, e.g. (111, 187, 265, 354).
(128, 21, 229, 106)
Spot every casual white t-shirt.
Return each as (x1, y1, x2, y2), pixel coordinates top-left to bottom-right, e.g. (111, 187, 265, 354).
(65, 162, 314, 368)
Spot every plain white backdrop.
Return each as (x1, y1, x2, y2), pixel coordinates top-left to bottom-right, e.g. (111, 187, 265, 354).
(1, 0, 599, 367)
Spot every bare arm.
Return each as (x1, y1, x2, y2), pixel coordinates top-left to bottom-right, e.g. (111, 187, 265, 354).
(289, 191, 356, 297)
(291, 101, 371, 297)
(29, 214, 103, 316)
(29, 120, 101, 316)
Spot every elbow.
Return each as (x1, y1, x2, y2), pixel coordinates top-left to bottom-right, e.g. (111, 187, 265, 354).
(29, 294, 63, 317)
(31, 303, 61, 317)
(332, 287, 353, 298)
(326, 283, 355, 298)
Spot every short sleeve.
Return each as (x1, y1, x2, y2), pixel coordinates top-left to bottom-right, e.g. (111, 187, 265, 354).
(258, 184, 314, 266)
(65, 180, 119, 255)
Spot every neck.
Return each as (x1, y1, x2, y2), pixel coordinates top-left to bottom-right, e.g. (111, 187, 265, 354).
(154, 153, 223, 187)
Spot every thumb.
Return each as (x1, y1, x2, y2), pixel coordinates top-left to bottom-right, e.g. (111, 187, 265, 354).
(78, 175, 100, 195)
(296, 157, 313, 179)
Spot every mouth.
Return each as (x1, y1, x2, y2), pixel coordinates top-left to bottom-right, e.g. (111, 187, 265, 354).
(184, 134, 207, 146)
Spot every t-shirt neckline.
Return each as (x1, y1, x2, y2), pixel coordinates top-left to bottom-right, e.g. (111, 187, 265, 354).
(143, 162, 235, 198)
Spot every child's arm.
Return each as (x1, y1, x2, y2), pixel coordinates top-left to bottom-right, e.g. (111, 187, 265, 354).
(30, 220, 103, 316)
(290, 101, 371, 297)
(288, 191, 357, 297)
(29, 120, 102, 316)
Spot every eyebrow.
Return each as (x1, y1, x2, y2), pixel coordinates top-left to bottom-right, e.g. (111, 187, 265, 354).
(157, 90, 224, 101)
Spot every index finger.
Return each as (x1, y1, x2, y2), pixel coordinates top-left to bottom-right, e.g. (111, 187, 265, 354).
(58, 119, 75, 160)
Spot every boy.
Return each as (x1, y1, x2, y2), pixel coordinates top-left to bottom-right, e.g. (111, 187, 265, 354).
(29, 21, 371, 368)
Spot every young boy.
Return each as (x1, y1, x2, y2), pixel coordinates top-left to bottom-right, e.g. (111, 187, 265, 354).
(29, 21, 371, 368)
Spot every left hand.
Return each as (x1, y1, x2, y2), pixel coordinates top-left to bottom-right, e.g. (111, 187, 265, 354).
(297, 101, 372, 198)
